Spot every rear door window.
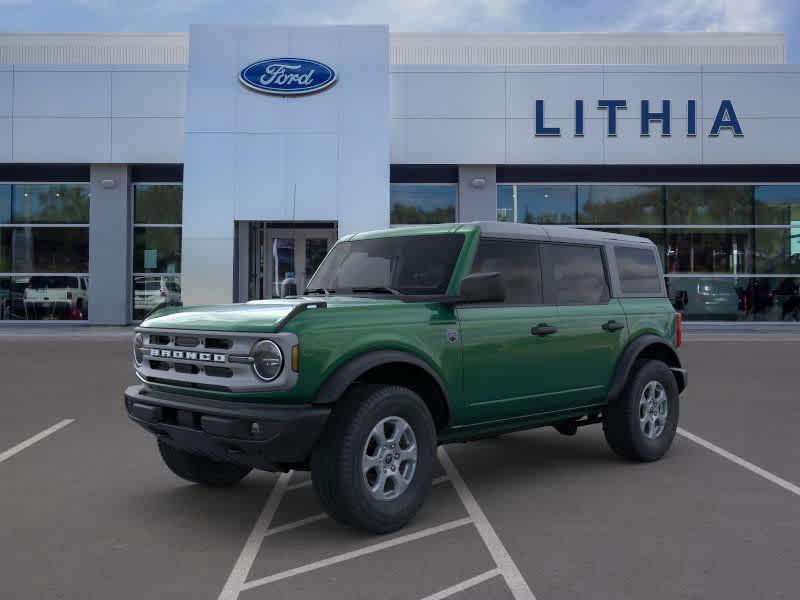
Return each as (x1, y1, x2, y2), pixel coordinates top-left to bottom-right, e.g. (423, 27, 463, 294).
(470, 238, 542, 304)
(542, 243, 610, 305)
(615, 246, 663, 295)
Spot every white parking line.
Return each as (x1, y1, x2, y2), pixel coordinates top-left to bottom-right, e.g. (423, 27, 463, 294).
(0, 419, 74, 464)
(678, 427, 800, 497)
(217, 472, 291, 600)
(419, 568, 501, 600)
(263, 513, 327, 537)
(438, 447, 537, 600)
(241, 517, 473, 591)
(286, 479, 313, 492)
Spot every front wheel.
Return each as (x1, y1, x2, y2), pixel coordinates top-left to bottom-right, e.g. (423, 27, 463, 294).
(157, 440, 252, 487)
(603, 360, 680, 462)
(311, 384, 437, 534)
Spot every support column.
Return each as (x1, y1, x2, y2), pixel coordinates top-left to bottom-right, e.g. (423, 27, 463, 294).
(88, 164, 130, 324)
(458, 166, 497, 222)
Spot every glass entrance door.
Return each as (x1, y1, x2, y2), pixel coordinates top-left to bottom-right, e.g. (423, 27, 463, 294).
(247, 224, 337, 300)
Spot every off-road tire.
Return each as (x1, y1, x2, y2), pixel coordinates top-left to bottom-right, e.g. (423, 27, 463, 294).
(311, 384, 437, 534)
(157, 440, 252, 487)
(603, 359, 679, 462)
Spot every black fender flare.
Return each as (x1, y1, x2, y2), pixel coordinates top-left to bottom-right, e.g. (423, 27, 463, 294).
(607, 334, 686, 403)
(313, 350, 451, 422)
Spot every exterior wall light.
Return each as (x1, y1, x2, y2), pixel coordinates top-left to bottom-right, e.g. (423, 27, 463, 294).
(470, 177, 486, 189)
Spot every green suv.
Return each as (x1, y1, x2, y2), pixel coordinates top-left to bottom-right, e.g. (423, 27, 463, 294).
(125, 222, 687, 533)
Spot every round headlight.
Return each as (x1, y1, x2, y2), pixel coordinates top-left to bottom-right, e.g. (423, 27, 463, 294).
(251, 340, 284, 381)
(133, 333, 144, 367)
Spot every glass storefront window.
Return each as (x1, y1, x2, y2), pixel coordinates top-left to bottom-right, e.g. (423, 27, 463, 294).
(133, 227, 181, 273)
(518, 185, 575, 224)
(666, 186, 752, 225)
(390, 184, 457, 225)
(1, 184, 89, 224)
(1, 182, 90, 321)
(578, 185, 662, 225)
(667, 276, 800, 322)
(755, 228, 800, 274)
(132, 275, 181, 321)
(1, 228, 90, 273)
(132, 183, 183, 319)
(755, 185, 800, 226)
(666, 229, 753, 274)
(134, 185, 182, 225)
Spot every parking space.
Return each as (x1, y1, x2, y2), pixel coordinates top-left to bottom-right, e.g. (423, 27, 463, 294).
(1, 331, 799, 599)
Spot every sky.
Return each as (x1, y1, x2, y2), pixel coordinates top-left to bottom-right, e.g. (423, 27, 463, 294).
(0, 0, 798, 62)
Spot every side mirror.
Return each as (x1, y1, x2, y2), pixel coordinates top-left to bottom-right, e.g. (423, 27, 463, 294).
(458, 272, 505, 304)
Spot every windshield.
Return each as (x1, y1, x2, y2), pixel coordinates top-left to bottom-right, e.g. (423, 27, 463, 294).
(307, 233, 465, 296)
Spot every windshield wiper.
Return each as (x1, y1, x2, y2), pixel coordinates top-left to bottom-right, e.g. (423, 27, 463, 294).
(350, 286, 402, 295)
(305, 287, 335, 295)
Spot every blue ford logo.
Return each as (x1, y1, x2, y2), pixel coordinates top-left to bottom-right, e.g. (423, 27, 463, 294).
(239, 58, 337, 96)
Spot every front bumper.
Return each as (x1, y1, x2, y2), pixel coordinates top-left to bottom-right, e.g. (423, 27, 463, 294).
(124, 384, 330, 471)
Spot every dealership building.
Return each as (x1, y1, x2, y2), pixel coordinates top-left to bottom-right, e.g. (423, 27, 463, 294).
(1, 27, 799, 324)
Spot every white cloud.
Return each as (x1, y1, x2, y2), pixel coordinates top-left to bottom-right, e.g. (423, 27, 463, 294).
(280, 0, 524, 31)
(622, 0, 780, 32)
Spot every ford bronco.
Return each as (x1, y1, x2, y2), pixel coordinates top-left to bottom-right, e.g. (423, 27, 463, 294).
(125, 222, 686, 533)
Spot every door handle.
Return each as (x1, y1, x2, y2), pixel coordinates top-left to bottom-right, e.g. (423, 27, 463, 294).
(531, 325, 558, 336)
(602, 320, 625, 332)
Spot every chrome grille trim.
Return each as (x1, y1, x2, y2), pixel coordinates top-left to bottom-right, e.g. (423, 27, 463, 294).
(134, 327, 298, 393)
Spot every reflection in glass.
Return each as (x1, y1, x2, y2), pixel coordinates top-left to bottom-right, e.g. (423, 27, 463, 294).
(1, 227, 89, 273)
(579, 185, 662, 225)
(272, 238, 295, 297)
(0, 275, 88, 320)
(133, 227, 181, 273)
(134, 185, 183, 225)
(390, 184, 457, 225)
(497, 185, 514, 222)
(1, 184, 90, 224)
(305, 238, 329, 279)
(516, 185, 575, 224)
(668, 276, 800, 322)
(132, 275, 181, 320)
(666, 186, 752, 225)
(755, 228, 800, 274)
(666, 229, 753, 274)
(755, 185, 800, 225)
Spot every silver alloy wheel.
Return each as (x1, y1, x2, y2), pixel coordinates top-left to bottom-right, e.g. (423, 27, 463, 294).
(362, 416, 418, 501)
(639, 380, 668, 439)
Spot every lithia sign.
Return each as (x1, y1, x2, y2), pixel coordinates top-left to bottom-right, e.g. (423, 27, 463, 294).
(535, 99, 743, 138)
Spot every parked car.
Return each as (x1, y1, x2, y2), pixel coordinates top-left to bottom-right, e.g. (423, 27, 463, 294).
(124, 222, 686, 533)
(23, 275, 88, 320)
(133, 276, 181, 319)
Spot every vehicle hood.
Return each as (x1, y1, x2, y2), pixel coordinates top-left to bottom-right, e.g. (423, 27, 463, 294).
(139, 296, 403, 333)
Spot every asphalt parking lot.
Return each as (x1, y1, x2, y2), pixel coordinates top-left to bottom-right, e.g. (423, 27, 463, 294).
(2, 329, 800, 599)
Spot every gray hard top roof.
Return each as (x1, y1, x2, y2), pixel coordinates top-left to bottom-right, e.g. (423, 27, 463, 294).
(473, 221, 654, 248)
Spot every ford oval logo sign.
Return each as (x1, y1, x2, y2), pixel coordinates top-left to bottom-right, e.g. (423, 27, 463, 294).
(239, 58, 337, 96)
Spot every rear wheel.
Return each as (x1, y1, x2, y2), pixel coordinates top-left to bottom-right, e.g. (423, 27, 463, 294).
(157, 440, 252, 487)
(603, 360, 679, 462)
(311, 384, 436, 534)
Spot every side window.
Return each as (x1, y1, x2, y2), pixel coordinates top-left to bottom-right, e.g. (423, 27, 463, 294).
(543, 243, 610, 305)
(615, 246, 663, 295)
(470, 238, 542, 304)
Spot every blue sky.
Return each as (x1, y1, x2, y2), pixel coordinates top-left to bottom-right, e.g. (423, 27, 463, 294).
(2, 0, 798, 62)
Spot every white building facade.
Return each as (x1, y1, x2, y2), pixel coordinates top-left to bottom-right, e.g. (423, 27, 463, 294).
(0, 28, 798, 323)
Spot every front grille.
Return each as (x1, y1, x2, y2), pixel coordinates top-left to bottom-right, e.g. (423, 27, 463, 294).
(136, 328, 298, 393)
